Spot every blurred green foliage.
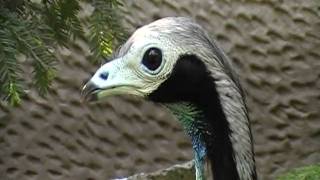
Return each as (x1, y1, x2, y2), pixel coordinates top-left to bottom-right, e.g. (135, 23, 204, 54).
(0, 0, 127, 105)
(278, 164, 320, 180)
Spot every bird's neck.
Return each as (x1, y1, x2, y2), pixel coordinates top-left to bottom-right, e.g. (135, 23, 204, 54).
(166, 79, 257, 180)
(166, 103, 207, 180)
(148, 53, 256, 179)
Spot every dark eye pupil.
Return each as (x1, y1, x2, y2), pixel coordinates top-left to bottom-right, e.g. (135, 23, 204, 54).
(142, 48, 162, 71)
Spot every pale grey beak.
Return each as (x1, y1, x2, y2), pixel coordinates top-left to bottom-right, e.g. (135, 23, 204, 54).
(81, 82, 101, 102)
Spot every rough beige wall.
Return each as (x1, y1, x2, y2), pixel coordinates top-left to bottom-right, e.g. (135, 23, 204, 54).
(0, 0, 320, 180)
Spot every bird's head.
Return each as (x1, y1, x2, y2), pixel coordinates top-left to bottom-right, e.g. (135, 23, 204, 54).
(81, 17, 256, 180)
(82, 17, 237, 105)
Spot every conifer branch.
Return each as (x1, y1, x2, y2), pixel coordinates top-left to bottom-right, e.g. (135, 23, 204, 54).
(0, 0, 126, 105)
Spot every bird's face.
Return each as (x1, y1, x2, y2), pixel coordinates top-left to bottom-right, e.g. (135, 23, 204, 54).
(82, 20, 184, 102)
(82, 17, 215, 104)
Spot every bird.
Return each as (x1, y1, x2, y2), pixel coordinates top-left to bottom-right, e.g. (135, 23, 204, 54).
(81, 17, 257, 180)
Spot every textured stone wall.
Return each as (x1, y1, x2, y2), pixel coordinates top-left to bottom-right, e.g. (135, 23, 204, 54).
(1, 0, 320, 180)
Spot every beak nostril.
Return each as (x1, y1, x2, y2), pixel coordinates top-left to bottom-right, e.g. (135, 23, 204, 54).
(99, 72, 109, 80)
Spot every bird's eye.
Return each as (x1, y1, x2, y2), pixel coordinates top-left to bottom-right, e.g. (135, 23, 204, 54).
(142, 48, 162, 71)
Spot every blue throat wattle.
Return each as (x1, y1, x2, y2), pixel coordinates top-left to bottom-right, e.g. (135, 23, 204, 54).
(165, 103, 207, 180)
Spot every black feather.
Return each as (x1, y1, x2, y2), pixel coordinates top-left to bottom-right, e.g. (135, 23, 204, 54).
(149, 54, 240, 180)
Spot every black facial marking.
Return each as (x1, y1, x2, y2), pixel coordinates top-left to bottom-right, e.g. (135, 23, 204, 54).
(149, 55, 240, 180)
(148, 54, 208, 103)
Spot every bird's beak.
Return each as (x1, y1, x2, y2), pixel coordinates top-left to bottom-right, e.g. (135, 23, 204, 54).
(81, 81, 141, 103)
(81, 58, 146, 103)
(81, 82, 100, 102)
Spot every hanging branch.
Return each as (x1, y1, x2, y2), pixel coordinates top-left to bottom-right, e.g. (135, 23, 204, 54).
(88, 0, 127, 63)
(0, 0, 126, 105)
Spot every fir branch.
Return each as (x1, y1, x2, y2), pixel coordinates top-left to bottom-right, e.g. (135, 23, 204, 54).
(0, 0, 127, 105)
(9, 10, 56, 96)
(88, 0, 127, 63)
(42, 0, 84, 45)
(0, 10, 24, 105)
(0, 38, 23, 105)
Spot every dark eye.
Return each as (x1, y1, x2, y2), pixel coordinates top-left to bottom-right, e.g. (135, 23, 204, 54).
(142, 48, 162, 71)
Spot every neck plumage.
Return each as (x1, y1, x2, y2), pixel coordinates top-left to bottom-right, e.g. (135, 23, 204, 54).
(148, 51, 256, 179)
(166, 77, 257, 180)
